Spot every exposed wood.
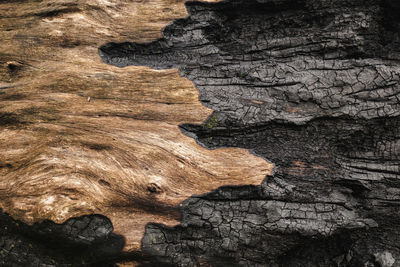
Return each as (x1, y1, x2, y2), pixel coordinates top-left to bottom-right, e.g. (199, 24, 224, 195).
(0, 0, 271, 254)
(100, 0, 400, 266)
(1, 0, 400, 266)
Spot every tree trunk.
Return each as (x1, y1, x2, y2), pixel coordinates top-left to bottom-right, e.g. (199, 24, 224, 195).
(1, 0, 400, 266)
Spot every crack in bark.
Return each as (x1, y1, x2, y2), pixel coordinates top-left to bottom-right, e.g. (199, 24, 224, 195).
(99, 0, 400, 266)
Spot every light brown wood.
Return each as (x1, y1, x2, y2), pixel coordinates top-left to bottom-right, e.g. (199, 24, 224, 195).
(0, 0, 272, 251)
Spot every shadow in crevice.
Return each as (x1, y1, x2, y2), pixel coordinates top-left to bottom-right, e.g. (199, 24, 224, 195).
(0, 208, 155, 266)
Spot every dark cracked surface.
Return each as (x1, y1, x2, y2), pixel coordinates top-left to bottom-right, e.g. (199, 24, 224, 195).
(99, 0, 400, 266)
(1, 0, 400, 266)
(0, 209, 125, 266)
(99, 0, 400, 126)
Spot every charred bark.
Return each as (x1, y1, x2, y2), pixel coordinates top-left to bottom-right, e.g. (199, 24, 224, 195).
(0, 209, 125, 266)
(100, 0, 400, 266)
(1, 0, 399, 266)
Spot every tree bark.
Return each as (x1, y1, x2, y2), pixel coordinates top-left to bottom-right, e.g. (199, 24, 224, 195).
(1, 0, 400, 266)
(101, 0, 400, 266)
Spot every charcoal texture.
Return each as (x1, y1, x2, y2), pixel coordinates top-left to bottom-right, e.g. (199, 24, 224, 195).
(0, 209, 124, 266)
(100, 0, 400, 266)
(2, 0, 399, 266)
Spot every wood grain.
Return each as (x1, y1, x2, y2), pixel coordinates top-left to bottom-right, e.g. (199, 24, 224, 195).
(0, 0, 272, 251)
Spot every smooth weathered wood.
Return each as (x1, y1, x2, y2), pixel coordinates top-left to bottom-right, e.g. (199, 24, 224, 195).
(2, 0, 400, 266)
(0, 0, 271, 254)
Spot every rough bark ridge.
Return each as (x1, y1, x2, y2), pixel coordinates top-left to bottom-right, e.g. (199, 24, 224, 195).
(100, 0, 400, 266)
